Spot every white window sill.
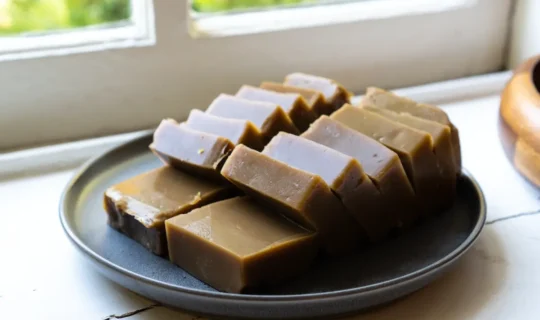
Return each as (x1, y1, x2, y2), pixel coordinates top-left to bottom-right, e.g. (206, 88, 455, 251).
(190, 0, 475, 38)
(0, 70, 511, 181)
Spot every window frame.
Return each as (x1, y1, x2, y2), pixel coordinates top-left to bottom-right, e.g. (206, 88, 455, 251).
(190, 0, 475, 38)
(0, 0, 155, 62)
(0, 0, 513, 151)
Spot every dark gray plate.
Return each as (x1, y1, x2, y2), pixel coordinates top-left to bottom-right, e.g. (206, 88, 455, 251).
(60, 133, 486, 319)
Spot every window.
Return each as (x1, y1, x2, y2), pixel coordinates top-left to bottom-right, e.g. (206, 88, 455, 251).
(0, 0, 130, 35)
(0, 0, 513, 151)
(189, 0, 478, 37)
(0, 0, 153, 61)
(192, 0, 331, 13)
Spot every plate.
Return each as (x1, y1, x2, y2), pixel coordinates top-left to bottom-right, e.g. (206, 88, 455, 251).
(60, 133, 486, 319)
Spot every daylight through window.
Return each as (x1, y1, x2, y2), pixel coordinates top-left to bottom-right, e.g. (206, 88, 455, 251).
(0, 0, 361, 36)
(191, 0, 359, 13)
(0, 0, 131, 36)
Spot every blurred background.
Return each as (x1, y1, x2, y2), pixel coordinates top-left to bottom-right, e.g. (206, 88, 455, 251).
(0, 0, 328, 35)
(0, 0, 131, 35)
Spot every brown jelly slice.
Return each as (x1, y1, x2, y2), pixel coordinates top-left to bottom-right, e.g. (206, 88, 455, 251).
(363, 87, 461, 175)
(330, 105, 445, 216)
(149, 119, 234, 180)
(221, 144, 363, 255)
(186, 109, 264, 151)
(104, 166, 235, 256)
(263, 132, 393, 241)
(284, 72, 351, 112)
(206, 93, 299, 143)
(260, 81, 333, 116)
(166, 196, 317, 293)
(362, 105, 456, 207)
(236, 85, 317, 132)
(301, 116, 416, 228)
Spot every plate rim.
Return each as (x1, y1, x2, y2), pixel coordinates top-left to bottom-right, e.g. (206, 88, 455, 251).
(59, 132, 487, 302)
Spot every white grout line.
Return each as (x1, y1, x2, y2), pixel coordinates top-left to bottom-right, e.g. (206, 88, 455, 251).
(0, 71, 511, 180)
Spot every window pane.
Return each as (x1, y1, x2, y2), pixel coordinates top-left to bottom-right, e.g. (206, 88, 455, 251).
(192, 0, 359, 13)
(0, 0, 131, 36)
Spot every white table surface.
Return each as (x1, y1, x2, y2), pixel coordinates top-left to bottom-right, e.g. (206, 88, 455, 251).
(1, 95, 539, 320)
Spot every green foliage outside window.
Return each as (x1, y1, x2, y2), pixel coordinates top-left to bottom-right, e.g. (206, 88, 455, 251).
(0, 0, 131, 35)
(0, 0, 319, 36)
(192, 0, 317, 13)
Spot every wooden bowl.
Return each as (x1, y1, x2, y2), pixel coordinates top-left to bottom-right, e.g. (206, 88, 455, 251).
(499, 54, 540, 187)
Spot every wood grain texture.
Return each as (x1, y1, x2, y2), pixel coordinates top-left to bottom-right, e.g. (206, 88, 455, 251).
(499, 54, 540, 187)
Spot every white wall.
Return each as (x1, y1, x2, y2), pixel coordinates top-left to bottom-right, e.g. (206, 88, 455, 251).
(508, 0, 540, 69)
